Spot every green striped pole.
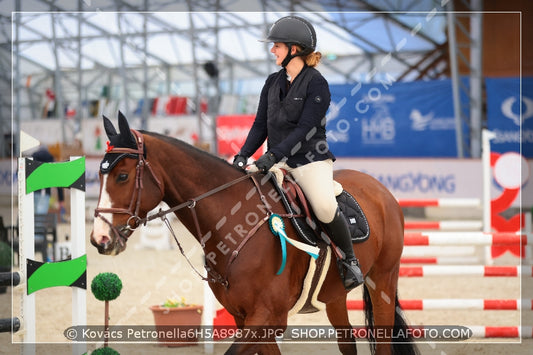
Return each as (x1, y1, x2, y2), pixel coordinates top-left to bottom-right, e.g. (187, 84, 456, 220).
(25, 157, 85, 193)
(26, 255, 86, 294)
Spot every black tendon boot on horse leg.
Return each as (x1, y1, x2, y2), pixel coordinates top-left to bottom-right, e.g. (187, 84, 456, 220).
(326, 208, 364, 290)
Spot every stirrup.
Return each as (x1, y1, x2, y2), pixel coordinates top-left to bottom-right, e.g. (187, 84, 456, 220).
(341, 259, 364, 291)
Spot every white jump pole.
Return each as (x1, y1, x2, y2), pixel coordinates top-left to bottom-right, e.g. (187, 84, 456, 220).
(70, 156, 86, 355)
(17, 132, 39, 354)
(482, 129, 496, 265)
(525, 211, 532, 263)
(18, 157, 35, 355)
(202, 280, 215, 353)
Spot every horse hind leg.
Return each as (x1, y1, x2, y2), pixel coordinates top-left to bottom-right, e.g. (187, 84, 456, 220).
(391, 295, 420, 355)
(364, 271, 399, 355)
(326, 296, 357, 355)
(364, 274, 419, 355)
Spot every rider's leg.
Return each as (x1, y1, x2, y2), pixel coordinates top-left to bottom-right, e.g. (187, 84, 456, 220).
(289, 160, 364, 290)
(324, 207, 364, 290)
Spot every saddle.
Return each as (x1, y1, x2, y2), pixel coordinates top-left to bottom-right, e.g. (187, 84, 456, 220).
(267, 170, 370, 247)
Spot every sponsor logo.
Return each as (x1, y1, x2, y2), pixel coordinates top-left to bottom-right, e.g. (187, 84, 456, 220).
(361, 116, 395, 144)
(410, 109, 455, 131)
(501, 96, 533, 126)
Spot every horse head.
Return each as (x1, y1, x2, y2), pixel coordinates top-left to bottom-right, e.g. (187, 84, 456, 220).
(91, 112, 163, 255)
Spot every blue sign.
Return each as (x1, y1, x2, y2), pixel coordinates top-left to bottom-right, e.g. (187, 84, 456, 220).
(326, 79, 465, 157)
(486, 77, 533, 157)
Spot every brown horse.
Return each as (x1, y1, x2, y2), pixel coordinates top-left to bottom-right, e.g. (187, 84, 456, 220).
(91, 112, 418, 355)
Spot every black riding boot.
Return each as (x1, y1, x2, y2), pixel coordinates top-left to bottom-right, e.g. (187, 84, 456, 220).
(326, 208, 364, 290)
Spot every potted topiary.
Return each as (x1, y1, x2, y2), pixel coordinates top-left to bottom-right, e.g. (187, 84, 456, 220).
(0, 241, 13, 294)
(149, 296, 203, 347)
(90, 346, 120, 355)
(91, 272, 122, 349)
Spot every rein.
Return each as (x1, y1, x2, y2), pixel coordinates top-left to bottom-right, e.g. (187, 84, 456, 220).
(145, 171, 272, 288)
(139, 172, 256, 228)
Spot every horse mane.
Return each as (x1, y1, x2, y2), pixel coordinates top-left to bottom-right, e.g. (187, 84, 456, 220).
(140, 130, 244, 174)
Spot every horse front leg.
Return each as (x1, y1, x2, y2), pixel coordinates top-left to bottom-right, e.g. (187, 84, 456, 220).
(224, 308, 287, 355)
(326, 295, 357, 355)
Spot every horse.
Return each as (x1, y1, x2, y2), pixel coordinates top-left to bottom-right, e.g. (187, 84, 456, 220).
(90, 112, 419, 355)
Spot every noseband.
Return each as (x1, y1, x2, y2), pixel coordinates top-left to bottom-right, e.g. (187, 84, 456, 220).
(94, 129, 163, 245)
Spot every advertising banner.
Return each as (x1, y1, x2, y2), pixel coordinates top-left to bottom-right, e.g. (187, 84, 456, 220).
(326, 79, 465, 157)
(486, 77, 533, 157)
(2, 157, 531, 209)
(216, 114, 263, 160)
(335, 158, 481, 200)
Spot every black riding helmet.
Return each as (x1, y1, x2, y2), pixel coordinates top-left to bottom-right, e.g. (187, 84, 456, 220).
(260, 15, 317, 67)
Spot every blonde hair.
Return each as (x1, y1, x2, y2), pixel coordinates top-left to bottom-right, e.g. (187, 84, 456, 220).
(293, 44, 322, 67)
(304, 51, 322, 67)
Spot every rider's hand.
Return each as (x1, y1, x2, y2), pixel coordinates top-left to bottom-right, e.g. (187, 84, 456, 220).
(255, 152, 277, 172)
(232, 154, 248, 170)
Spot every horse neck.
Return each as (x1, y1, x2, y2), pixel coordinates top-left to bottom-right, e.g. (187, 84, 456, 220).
(145, 134, 245, 237)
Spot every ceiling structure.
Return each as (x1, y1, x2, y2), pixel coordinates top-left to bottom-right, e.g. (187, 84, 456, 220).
(1, 0, 473, 157)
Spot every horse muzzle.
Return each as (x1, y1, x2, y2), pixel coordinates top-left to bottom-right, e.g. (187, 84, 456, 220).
(90, 226, 130, 255)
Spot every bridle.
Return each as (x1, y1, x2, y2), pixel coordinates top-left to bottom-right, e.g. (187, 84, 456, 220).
(94, 129, 163, 245)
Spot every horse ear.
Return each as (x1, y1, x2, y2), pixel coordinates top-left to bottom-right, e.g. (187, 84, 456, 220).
(102, 115, 117, 138)
(117, 111, 137, 147)
(117, 111, 129, 134)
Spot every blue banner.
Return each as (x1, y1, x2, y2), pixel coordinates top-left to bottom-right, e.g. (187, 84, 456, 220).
(326, 79, 465, 157)
(486, 77, 533, 157)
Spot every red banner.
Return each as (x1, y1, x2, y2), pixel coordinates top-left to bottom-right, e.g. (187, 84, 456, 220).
(216, 115, 263, 160)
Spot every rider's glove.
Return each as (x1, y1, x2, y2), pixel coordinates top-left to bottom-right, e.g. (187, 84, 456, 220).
(255, 151, 277, 172)
(232, 154, 248, 170)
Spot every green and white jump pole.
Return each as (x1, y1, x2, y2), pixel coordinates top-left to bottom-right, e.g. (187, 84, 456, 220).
(17, 132, 87, 354)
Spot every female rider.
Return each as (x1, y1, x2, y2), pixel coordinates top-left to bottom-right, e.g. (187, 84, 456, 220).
(233, 16, 364, 291)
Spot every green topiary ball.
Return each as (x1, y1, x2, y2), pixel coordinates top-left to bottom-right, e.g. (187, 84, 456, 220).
(91, 272, 122, 301)
(90, 346, 120, 354)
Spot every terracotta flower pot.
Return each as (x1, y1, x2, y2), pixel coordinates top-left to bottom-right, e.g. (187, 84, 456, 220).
(149, 305, 203, 347)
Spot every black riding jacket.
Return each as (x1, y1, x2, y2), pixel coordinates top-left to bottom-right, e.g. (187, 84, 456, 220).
(240, 65, 335, 167)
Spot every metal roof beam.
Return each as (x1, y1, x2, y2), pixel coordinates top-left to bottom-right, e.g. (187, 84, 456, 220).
(356, 0, 444, 47)
(14, 17, 113, 71)
(114, 0, 269, 78)
(38, 1, 181, 70)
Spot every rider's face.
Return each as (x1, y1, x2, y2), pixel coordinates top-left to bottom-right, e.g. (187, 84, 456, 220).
(271, 42, 289, 66)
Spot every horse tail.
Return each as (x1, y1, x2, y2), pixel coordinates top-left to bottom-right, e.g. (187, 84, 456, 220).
(392, 293, 420, 355)
(362, 284, 376, 354)
(363, 285, 420, 355)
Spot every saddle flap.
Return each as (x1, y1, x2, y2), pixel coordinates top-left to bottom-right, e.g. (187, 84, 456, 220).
(336, 190, 370, 243)
(268, 170, 370, 246)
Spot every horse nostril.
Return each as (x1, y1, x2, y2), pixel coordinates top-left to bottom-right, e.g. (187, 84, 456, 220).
(99, 235, 110, 246)
(91, 232, 111, 249)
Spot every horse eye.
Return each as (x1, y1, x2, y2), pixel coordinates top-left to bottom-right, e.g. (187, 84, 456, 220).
(116, 173, 128, 183)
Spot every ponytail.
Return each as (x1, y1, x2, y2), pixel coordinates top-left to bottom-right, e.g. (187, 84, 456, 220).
(304, 51, 322, 67)
(292, 44, 322, 67)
